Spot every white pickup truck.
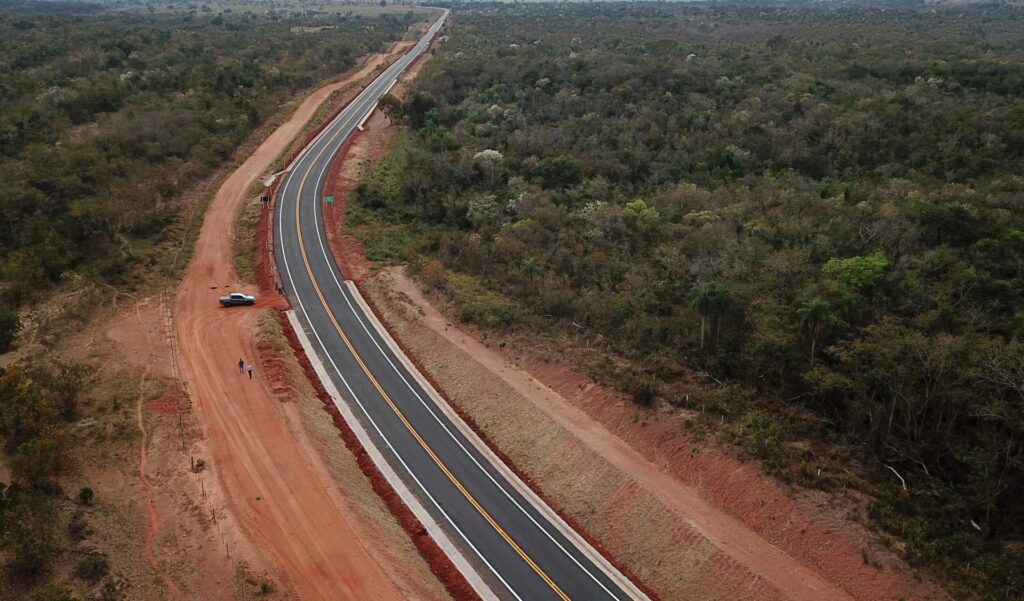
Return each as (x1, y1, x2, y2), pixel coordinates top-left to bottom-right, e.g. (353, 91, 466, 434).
(219, 292, 255, 307)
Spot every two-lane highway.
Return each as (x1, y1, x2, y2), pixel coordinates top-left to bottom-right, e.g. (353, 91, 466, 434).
(275, 12, 649, 600)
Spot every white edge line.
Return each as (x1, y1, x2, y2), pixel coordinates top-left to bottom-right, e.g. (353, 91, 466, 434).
(344, 280, 651, 601)
(285, 312, 502, 601)
(282, 9, 437, 174)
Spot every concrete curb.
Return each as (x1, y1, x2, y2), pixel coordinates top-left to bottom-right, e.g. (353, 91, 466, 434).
(285, 309, 499, 601)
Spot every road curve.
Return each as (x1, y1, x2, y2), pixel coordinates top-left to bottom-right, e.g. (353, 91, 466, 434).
(274, 11, 650, 601)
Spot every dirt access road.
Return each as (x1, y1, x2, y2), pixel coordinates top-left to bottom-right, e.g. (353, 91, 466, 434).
(173, 50, 421, 601)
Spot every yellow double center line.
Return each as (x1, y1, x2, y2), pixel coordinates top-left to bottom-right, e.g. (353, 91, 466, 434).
(290, 100, 571, 601)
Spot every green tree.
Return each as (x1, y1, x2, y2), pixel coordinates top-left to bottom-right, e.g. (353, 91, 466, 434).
(797, 298, 830, 361)
(378, 93, 404, 125)
(822, 255, 889, 290)
(690, 282, 733, 351)
(11, 433, 74, 487)
(1011, 312, 1024, 342)
(520, 257, 541, 282)
(528, 156, 583, 189)
(74, 554, 110, 585)
(624, 198, 659, 221)
(428, 127, 454, 157)
(0, 488, 58, 578)
(340, 6, 1024, 595)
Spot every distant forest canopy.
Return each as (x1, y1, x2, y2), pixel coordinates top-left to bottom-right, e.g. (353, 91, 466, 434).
(351, 3, 1024, 598)
(0, 2, 420, 309)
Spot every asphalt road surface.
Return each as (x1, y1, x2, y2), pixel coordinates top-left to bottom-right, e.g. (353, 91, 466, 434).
(275, 12, 648, 600)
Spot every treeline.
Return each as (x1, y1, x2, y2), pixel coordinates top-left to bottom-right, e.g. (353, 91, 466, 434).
(0, 3, 420, 309)
(351, 3, 1024, 598)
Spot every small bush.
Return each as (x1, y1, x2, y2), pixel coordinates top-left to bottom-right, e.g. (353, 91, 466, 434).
(8, 544, 52, 579)
(233, 197, 262, 282)
(67, 510, 92, 542)
(97, 577, 128, 601)
(78, 487, 94, 506)
(74, 554, 109, 584)
(30, 583, 79, 601)
(446, 272, 519, 328)
(631, 379, 657, 407)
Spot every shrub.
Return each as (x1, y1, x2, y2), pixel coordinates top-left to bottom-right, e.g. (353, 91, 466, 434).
(631, 379, 657, 407)
(11, 436, 73, 487)
(9, 544, 52, 579)
(30, 583, 79, 601)
(74, 555, 109, 585)
(67, 510, 92, 542)
(77, 487, 94, 506)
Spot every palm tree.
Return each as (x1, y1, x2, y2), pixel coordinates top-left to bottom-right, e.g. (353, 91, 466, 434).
(798, 297, 830, 361)
(690, 282, 733, 351)
(520, 257, 541, 282)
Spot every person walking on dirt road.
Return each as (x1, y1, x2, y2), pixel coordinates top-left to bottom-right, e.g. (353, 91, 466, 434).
(238, 358, 245, 373)
(246, 363, 253, 380)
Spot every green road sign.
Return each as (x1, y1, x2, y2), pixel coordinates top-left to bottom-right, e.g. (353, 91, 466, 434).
(324, 195, 335, 203)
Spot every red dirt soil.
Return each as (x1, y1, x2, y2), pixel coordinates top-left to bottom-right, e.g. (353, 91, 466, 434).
(280, 39, 415, 169)
(65, 296, 266, 600)
(351, 275, 663, 601)
(148, 391, 183, 415)
(173, 54, 418, 601)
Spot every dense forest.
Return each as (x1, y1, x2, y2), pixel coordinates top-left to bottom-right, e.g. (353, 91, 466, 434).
(351, 3, 1024, 598)
(0, 2, 419, 310)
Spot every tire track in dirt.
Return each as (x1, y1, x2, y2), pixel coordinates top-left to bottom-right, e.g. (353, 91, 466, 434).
(130, 295, 184, 599)
(136, 365, 182, 598)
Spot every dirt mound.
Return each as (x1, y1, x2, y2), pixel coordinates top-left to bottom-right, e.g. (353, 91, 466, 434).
(148, 391, 184, 414)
